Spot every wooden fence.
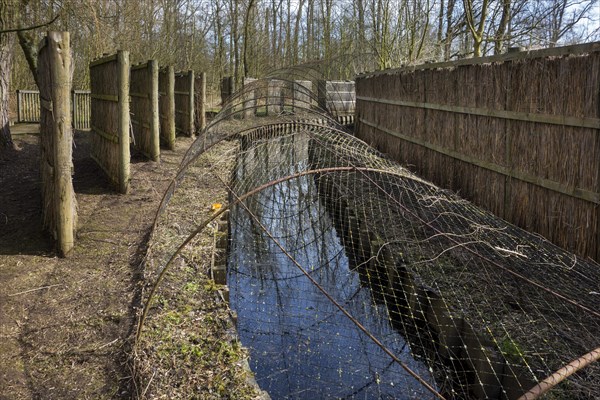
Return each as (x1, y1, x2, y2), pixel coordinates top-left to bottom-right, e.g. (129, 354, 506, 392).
(239, 78, 314, 118)
(72, 90, 90, 130)
(158, 66, 175, 149)
(37, 32, 76, 256)
(16, 90, 40, 122)
(89, 51, 130, 194)
(130, 60, 159, 161)
(355, 42, 600, 260)
(318, 80, 355, 116)
(174, 70, 194, 136)
(16, 89, 90, 130)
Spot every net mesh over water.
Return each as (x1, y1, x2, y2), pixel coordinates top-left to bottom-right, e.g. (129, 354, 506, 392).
(142, 67, 600, 400)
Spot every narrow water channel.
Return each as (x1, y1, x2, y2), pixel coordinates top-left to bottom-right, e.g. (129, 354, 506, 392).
(227, 133, 436, 399)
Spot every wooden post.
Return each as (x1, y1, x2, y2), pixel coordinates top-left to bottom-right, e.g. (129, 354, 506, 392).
(188, 70, 195, 135)
(163, 66, 176, 149)
(197, 71, 206, 131)
(117, 50, 130, 194)
(149, 59, 160, 161)
(16, 90, 21, 122)
(40, 32, 76, 256)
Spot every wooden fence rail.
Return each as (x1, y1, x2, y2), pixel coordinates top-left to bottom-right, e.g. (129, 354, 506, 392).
(355, 41, 600, 261)
(37, 31, 76, 256)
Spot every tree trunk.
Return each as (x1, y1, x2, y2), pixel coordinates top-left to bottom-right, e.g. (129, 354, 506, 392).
(243, 0, 256, 78)
(494, 0, 511, 54)
(444, 0, 455, 60)
(0, 0, 17, 150)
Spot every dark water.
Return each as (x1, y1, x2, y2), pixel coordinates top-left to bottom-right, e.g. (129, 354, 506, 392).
(228, 134, 435, 399)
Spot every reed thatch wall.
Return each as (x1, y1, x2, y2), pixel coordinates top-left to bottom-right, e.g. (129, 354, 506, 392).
(355, 42, 600, 260)
(130, 60, 159, 161)
(158, 66, 175, 150)
(38, 32, 76, 256)
(89, 51, 130, 193)
(174, 70, 194, 136)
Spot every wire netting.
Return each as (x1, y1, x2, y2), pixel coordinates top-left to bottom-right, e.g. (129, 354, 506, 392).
(140, 64, 600, 400)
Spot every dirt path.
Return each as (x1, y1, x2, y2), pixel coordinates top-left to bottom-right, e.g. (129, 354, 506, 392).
(0, 129, 194, 399)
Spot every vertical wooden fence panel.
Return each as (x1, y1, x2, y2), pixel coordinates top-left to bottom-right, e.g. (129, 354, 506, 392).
(130, 60, 160, 161)
(158, 66, 175, 149)
(174, 70, 194, 136)
(72, 90, 91, 130)
(37, 31, 76, 257)
(16, 89, 41, 122)
(242, 78, 257, 118)
(293, 80, 313, 111)
(89, 50, 130, 193)
(318, 80, 355, 116)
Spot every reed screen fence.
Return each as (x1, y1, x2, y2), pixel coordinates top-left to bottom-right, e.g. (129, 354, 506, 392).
(130, 60, 159, 161)
(89, 51, 130, 194)
(174, 70, 194, 136)
(158, 66, 176, 150)
(355, 42, 600, 261)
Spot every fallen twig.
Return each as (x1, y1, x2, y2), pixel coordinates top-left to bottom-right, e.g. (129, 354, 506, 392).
(8, 284, 62, 297)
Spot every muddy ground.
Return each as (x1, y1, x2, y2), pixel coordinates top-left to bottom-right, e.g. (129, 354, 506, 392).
(0, 126, 262, 399)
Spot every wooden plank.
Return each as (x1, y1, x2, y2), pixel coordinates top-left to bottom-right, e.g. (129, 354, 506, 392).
(356, 96, 600, 130)
(91, 124, 119, 143)
(131, 119, 151, 129)
(89, 53, 118, 68)
(131, 62, 149, 71)
(91, 93, 119, 102)
(359, 118, 600, 205)
(129, 92, 148, 99)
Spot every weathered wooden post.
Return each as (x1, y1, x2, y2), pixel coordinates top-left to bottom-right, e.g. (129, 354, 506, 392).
(149, 60, 159, 160)
(187, 70, 195, 135)
(118, 50, 130, 193)
(159, 66, 176, 149)
(16, 90, 21, 122)
(38, 31, 76, 256)
(196, 71, 206, 131)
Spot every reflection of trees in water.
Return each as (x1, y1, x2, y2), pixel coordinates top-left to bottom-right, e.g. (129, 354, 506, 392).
(228, 132, 435, 399)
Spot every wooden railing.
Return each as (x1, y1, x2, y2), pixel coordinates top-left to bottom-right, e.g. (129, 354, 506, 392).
(16, 89, 91, 130)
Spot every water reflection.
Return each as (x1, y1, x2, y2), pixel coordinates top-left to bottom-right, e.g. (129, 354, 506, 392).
(228, 133, 435, 399)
